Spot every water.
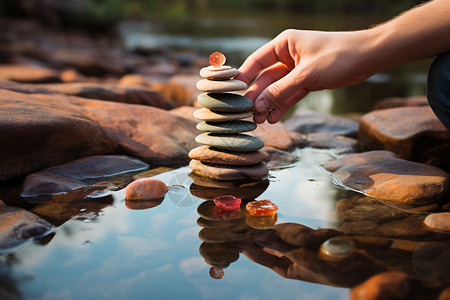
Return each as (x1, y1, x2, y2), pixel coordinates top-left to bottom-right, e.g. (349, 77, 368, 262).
(119, 10, 431, 115)
(2, 148, 355, 299)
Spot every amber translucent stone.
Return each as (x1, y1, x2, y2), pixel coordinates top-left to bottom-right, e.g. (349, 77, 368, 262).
(246, 200, 278, 216)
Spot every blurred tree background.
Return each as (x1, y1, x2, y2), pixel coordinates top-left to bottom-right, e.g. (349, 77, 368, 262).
(0, 0, 426, 30)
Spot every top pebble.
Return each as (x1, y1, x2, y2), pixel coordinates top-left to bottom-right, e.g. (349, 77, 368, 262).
(209, 52, 226, 67)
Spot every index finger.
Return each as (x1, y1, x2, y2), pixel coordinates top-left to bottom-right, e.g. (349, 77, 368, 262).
(235, 35, 291, 84)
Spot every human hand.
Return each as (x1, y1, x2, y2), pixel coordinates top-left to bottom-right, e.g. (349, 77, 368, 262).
(235, 29, 375, 124)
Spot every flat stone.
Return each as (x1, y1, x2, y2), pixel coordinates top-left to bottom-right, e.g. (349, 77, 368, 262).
(199, 242, 239, 268)
(189, 179, 269, 201)
(197, 200, 247, 221)
(195, 133, 264, 152)
(197, 217, 250, 232)
(285, 108, 358, 138)
(424, 213, 450, 233)
(189, 146, 268, 165)
(358, 106, 450, 169)
(197, 93, 253, 112)
(274, 223, 340, 247)
(196, 120, 257, 133)
(189, 159, 269, 180)
(325, 151, 450, 205)
(374, 96, 429, 110)
(199, 227, 249, 243)
(20, 155, 149, 202)
(249, 121, 295, 151)
(196, 79, 247, 92)
(200, 67, 239, 80)
(0, 64, 61, 83)
(207, 66, 232, 71)
(320, 237, 355, 259)
(193, 108, 253, 121)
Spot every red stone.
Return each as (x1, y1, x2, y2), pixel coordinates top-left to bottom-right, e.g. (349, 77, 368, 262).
(214, 195, 241, 211)
(246, 200, 278, 216)
(209, 52, 226, 67)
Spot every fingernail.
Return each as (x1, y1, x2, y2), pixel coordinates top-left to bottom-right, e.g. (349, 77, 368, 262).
(253, 113, 266, 124)
(255, 99, 270, 113)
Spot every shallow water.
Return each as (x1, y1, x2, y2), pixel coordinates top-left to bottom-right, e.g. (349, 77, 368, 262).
(2, 148, 359, 300)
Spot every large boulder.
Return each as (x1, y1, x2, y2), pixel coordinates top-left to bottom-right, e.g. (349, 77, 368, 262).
(358, 106, 450, 169)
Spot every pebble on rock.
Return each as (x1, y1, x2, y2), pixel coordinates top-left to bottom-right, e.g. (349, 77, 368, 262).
(125, 178, 168, 200)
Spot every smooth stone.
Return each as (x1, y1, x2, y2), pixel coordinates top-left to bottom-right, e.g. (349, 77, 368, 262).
(199, 242, 239, 268)
(200, 67, 239, 80)
(413, 242, 450, 284)
(274, 223, 341, 248)
(207, 66, 232, 71)
(195, 133, 264, 152)
(424, 213, 450, 233)
(125, 178, 168, 200)
(196, 120, 257, 133)
(197, 217, 250, 232)
(193, 108, 253, 122)
(196, 79, 247, 92)
(199, 227, 249, 243)
(197, 92, 253, 112)
(20, 155, 149, 202)
(0, 206, 54, 253)
(325, 151, 450, 205)
(189, 179, 269, 201)
(189, 159, 268, 180)
(197, 200, 247, 221)
(189, 145, 269, 165)
(320, 237, 355, 259)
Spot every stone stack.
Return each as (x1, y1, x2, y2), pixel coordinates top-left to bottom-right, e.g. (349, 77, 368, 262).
(189, 62, 269, 181)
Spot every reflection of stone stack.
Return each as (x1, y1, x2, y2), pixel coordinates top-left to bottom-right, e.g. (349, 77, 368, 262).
(189, 64, 269, 180)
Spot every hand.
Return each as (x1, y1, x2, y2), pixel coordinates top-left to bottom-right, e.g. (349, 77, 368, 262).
(235, 29, 376, 124)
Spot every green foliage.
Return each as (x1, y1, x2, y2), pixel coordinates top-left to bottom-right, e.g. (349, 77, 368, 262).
(68, 0, 125, 30)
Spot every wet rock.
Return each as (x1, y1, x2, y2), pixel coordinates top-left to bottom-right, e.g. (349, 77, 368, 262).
(336, 196, 410, 222)
(376, 215, 430, 238)
(339, 220, 379, 236)
(319, 237, 355, 260)
(424, 212, 450, 234)
(20, 155, 149, 202)
(325, 151, 450, 204)
(36, 82, 176, 109)
(0, 89, 119, 181)
(373, 96, 428, 110)
(358, 106, 450, 169)
(199, 242, 239, 268)
(198, 227, 249, 243)
(125, 178, 168, 200)
(71, 96, 199, 167)
(264, 146, 298, 169)
(0, 64, 61, 83)
(306, 132, 360, 154)
(197, 200, 247, 221)
(0, 206, 54, 253)
(285, 108, 358, 138)
(413, 242, 450, 284)
(251, 121, 295, 151)
(351, 271, 419, 300)
(274, 223, 341, 248)
(31, 196, 113, 226)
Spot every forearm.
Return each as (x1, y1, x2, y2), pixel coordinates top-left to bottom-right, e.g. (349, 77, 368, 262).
(363, 0, 450, 73)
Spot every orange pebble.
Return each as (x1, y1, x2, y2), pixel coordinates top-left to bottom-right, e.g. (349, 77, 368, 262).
(209, 52, 226, 67)
(246, 200, 278, 217)
(125, 178, 168, 200)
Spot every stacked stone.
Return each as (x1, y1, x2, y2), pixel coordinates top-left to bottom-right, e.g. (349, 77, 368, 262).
(189, 61, 269, 181)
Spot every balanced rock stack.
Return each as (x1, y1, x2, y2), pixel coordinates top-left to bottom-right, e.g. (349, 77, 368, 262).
(189, 52, 269, 180)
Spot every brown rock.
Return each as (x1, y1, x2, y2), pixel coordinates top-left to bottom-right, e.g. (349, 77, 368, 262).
(264, 146, 298, 169)
(285, 108, 358, 138)
(358, 106, 450, 168)
(193, 108, 252, 122)
(165, 74, 202, 106)
(373, 96, 429, 110)
(274, 223, 341, 248)
(197, 217, 250, 232)
(170, 106, 199, 122)
(189, 160, 269, 180)
(189, 146, 269, 166)
(307, 132, 360, 154)
(20, 155, 149, 202)
(250, 121, 295, 151)
(0, 206, 54, 252)
(413, 242, 450, 284)
(37, 82, 176, 109)
(376, 215, 430, 238)
(0, 89, 119, 181)
(125, 178, 168, 201)
(0, 64, 61, 83)
(189, 179, 269, 201)
(424, 213, 450, 234)
(325, 151, 450, 204)
(351, 271, 418, 300)
(198, 227, 249, 243)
